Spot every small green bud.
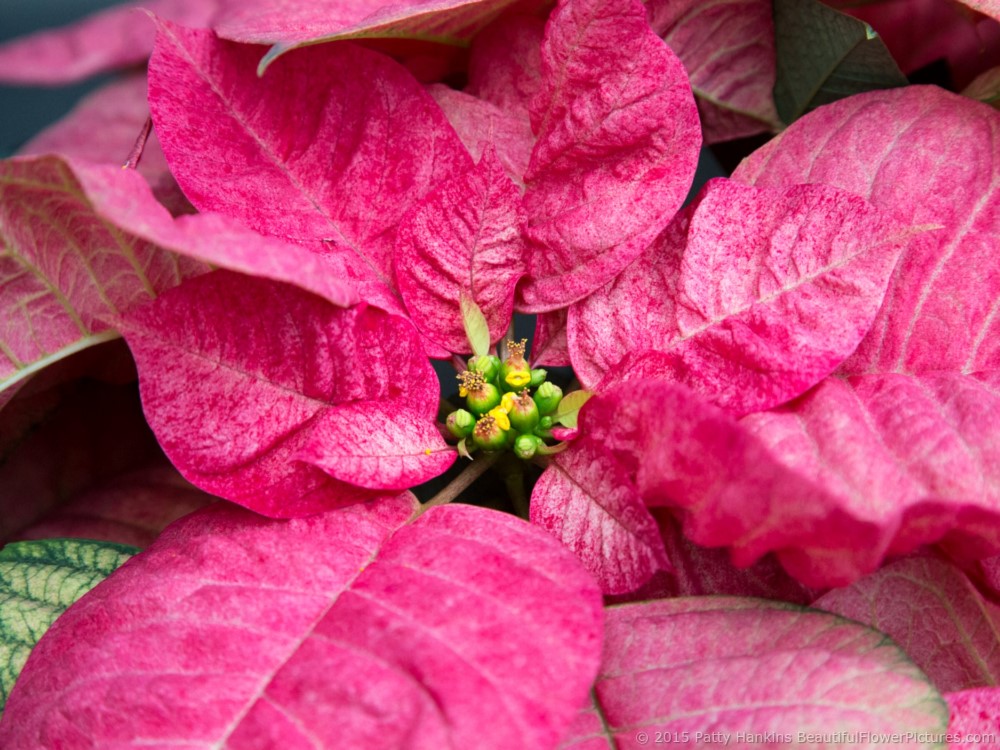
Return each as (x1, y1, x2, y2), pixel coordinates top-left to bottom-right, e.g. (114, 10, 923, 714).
(507, 390, 539, 433)
(514, 434, 541, 460)
(458, 371, 502, 414)
(467, 383, 501, 414)
(529, 368, 547, 388)
(533, 382, 563, 415)
(470, 354, 501, 382)
(472, 415, 508, 451)
(500, 338, 531, 391)
(446, 409, 475, 439)
(538, 415, 553, 429)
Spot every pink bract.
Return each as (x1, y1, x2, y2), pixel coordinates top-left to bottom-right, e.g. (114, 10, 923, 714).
(516, 0, 702, 311)
(120, 271, 453, 518)
(530, 437, 672, 595)
(815, 556, 1000, 693)
(734, 86, 1000, 376)
(395, 146, 526, 353)
(0, 156, 209, 399)
(648, 0, 781, 143)
(0, 0, 219, 84)
(0, 495, 603, 749)
(559, 598, 947, 746)
(570, 179, 912, 416)
(148, 21, 471, 318)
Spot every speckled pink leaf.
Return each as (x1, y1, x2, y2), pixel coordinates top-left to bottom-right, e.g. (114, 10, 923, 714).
(516, 0, 701, 311)
(530, 438, 672, 595)
(0, 0, 219, 84)
(16, 461, 214, 549)
(149, 20, 471, 313)
(1, 496, 604, 749)
(734, 86, 1000, 376)
(0, 156, 209, 399)
(466, 13, 545, 119)
(570, 179, 910, 415)
(815, 557, 1000, 693)
(532, 308, 571, 366)
(741, 371, 1000, 575)
(396, 147, 526, 353)
(120, 271, 453, 517)
(654, 509, 821, 604)
(559, 598, 947, 748)
(428, 85, 535, 185)
(648, 0, 781, 143)
(212, 0, 525, 67)
(945, 688, 1000, 746)
(580, 379, 876, 587)
(68, 158, 362, 308)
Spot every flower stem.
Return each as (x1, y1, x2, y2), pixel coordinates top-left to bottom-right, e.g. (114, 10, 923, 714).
(122, 117, 153, 170)
(499, 455, 529, 519)
(419, 451, 501, 513)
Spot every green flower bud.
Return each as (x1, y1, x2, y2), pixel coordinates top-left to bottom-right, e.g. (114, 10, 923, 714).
(529, 368, 547, 388)
(446, 409, 475, 439)
(507, 390, 539, 433)
(472, 415, 508, 451)
(458, 370, 501, 414)
(470, 354, 501, 382)
(514, 434, 541, 460)
(538, 415, 553, 429)
(500, 338, 531, 391)
(533, 382, 563, 415)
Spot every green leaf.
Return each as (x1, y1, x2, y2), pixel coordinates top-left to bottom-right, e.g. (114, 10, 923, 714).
(460, 294, 490, 359)
(0, 538, 136, 711)
(553, 390, 593, 428)
(773, 0, 907, 124)
(964, 66, 1000, 110)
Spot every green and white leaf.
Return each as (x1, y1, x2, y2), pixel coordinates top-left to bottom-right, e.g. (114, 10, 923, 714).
(0, 538, 137, 710)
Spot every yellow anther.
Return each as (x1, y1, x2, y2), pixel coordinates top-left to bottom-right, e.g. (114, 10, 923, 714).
(488, 406, 511, 431)
(505, 370, 531, 388)
(457, 370, 485, 398)
(500, 392, 516, 413)
(506, 338, 528, 361)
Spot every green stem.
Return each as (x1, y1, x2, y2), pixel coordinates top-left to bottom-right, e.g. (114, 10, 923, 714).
(499, 455, 529, 520)
(417, 452, 501, 515)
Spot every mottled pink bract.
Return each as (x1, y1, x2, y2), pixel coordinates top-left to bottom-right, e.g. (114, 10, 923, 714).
(0, 496, 604, 749)
(815, 557, 1000, 693)
(148, 20, 471, 311)
(570, 179, 910, 416)
(395, 147, 526, 353)
(945, 688, 1000, 745)
(742, 373, 1000, 569)
(0, 0, 219, 84)
(120, 271, 453, 518)
(530, 438, 672, 595)
(212, 0, 524, 50)
(0, 156, 209, 399)
(734, 86, 1000, 376)
(581, 379, 885, 587)
(648, 0, 781, 143)
(516, 0, 701, 310)
(559, 598, 947, 747)
(428, 85, 535, 186)
(67, 158, 362, 309)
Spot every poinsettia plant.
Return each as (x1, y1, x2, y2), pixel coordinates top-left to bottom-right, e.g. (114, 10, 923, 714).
(3, 0, 1000, 746)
